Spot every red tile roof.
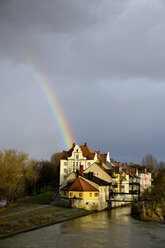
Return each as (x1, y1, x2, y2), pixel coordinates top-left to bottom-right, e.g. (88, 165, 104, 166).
(60, 144, 107, 162)
(98, 153, 106, 161)
(61, 177, 98, 192)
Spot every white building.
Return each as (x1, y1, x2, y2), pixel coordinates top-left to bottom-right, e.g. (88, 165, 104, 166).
(60, 143, 110, 187)
(129, 164, 152, 194)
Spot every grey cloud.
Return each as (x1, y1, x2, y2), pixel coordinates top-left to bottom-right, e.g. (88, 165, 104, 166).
(0, 0, 97, 33)
(0, 0, 165, 162)
(2, 0, 165, 81)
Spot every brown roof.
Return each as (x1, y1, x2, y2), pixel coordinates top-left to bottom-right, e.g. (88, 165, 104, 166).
(130, 163, 146, 169)
(79, 145, 95, 160)
(98, 153, 106, 161)
(60, 144, 107, 161)
(61, 177, 98, 192)
(60, 147, 74, 159)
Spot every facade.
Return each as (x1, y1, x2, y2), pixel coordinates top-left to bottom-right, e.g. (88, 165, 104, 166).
(57, 144, 153, 210)
(61, 177, 99, 200)
(61, 173, 110, 211)
(84, 161, 112, 183)
(139, 172, 151, 193)
(60, 143, 110, 187)
(129, 164, 152, 194)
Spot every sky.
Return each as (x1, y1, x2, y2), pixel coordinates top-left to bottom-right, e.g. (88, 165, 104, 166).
(0, 0, 165, 163)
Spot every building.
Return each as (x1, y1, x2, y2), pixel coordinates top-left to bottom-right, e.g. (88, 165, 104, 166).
(61, 177, 99, 201)
(57, 144, 152, 210)
(84, 161, 113, 183)
(61, 171, 111, 211)
(129, 164, 151, 194)
(60, 143, 110, 187)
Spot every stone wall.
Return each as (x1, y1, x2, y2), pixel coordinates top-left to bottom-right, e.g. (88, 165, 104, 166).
(52, 195, 108, 211)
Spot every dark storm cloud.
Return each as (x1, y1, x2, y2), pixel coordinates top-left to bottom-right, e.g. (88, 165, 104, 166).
(0, 0, 165, 161)
(0, 0, 165, 81)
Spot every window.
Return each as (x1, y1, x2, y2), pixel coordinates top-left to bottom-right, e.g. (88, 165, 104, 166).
(64, 192, 66, 196)
(79, 193, 82, 197)
(79, 162, 81, 166)
(76, 162, 78, 166)
(64, 162, 67, 166)
(89, 193, 92, 197)
(76, 149, 79, 152)
(88, 162, 91, 166)
(70, 192, 73, 197)
(73, 162, 75, 166)
(94, 193, 98, 197)
(64, 169, 67, 173)
(64, 175, 67, 180)
(76, 155, 79, 160)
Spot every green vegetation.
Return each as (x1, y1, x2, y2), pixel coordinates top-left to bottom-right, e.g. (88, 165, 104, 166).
(132, 154, 165, 222)
(0, 149, 60, 207)
(141, 155, 165, 211)
(26, 191, 56, 205)
(0, 149, 38, 205)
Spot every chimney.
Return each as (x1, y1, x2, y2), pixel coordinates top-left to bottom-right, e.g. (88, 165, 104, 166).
(79, 165, 84, 176)
(73, 143, 75, 147)
(88, 172, 93, 180)
(84, 142, 87, 146)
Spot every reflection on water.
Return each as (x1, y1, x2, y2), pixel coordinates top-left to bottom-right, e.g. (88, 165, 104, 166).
(0, 207, 165, 248)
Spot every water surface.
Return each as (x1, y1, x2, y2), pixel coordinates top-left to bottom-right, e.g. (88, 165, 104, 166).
(0, 207, 165, 248)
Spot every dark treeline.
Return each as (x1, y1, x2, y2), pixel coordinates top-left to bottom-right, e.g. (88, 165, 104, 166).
(35, 153, 60, 194)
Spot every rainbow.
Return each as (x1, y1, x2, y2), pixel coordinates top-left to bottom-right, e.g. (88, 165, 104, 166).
(3, 27, 74, 149)
(27, 63, 73, 150)
(34, 72, 73, 149)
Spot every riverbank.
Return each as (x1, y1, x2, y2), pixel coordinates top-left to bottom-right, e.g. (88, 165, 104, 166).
(1, 206, 165, 248)
(131, 202, 165, 223)
(0, 203, 90, 239)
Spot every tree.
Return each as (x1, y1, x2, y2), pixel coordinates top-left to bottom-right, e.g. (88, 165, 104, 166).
(50, 153, 60, 168)
(50, 152, 61, 187)
(142, 154, 158, 172)
(0, 149, 38, 205)
(35, 155, 61, 194)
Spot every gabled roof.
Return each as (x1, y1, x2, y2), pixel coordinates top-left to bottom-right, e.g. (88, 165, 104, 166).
(60, 143, 107, 161)
(84, 161, 112, 181)
(61, 177, 98, 192)
(60, 147, 74, 159)
(79, 145, 96, 160)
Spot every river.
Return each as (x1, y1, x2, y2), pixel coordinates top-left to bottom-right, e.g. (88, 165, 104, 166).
(0, 207, 165, 248)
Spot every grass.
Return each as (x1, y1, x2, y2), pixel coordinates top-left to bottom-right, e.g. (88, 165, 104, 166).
(26, 191, 56, 205)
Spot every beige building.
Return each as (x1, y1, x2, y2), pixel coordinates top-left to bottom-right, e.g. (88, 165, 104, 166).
(84, 162, 112, 184)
